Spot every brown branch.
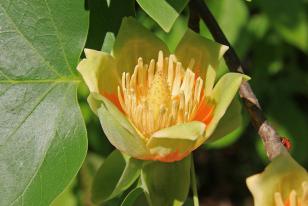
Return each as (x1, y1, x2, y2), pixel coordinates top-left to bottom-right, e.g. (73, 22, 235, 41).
(188, 1, 200, 33)
(190, 0, 286, 160)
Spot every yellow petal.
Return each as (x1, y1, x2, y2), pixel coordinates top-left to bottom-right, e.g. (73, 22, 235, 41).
(88, 93, 150, 159)
(175, 29, 228, 77)
(246, 153, 308, 206)
(77, 49, 119, 95)
(195, 72, 249, 148)
(113, 17, 169, 74)
(146, 121, 205, 162)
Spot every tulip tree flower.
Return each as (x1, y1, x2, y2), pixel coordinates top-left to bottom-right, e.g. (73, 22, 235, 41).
(246, 153, 308, 206)
(77, 17, 249, 162)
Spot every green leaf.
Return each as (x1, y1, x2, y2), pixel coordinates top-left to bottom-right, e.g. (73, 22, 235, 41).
(0, 0, 88, 205)
(92, 150, 143, 203)
(136, 0, 189, 32)
(256, 0, 308, 52)
(206, 98, 242, 142)
(85, 0, 135, 50)
(141, 156, 191, 206)
(102, 32, 116, 53)
(206, 126, 243, 149)
(51, 180, 77, 206)
(200, 0, 249, 44)
(121, 187, 149, 206)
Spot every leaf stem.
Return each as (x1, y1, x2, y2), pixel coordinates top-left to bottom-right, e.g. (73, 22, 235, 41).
(191, 157, 199, 206)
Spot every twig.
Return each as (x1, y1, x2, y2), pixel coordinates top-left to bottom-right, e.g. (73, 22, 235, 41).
(188, 1, 200, 33)
(190, 0, 286, 160)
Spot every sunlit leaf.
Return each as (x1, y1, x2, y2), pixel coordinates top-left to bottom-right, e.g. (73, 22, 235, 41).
(0, 0, 88, 205)
(136, 0, 189, 32)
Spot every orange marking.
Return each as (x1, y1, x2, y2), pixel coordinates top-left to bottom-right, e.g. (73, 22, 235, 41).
(102, 91, 124, 113)
(141, 150, 191, 163)
(193, 95, 214, 125)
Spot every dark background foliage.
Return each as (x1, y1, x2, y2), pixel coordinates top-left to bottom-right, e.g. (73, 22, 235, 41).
(53, 0, 308, 205)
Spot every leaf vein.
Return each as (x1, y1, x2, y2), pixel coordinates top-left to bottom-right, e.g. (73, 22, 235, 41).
(42, 0, 74, 75)
(0, 4, 62, 78)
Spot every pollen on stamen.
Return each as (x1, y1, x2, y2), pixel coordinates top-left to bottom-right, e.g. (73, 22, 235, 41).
(117, 50, 210, 138)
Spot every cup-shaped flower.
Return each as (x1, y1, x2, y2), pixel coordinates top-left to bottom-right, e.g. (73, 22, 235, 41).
(77, 17, 249, 162)
(246, 153, 308, 206)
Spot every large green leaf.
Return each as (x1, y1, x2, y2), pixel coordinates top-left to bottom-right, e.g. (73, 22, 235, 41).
(92, 150, 143, 204)
(141, 156, 191, 206)
(0, 0, 88, 205)
(136, 0, 189, 32)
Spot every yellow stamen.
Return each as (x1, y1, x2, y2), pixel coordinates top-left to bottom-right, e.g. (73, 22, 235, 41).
(274, 181, 308, 206)
(118, 50, 204, 137)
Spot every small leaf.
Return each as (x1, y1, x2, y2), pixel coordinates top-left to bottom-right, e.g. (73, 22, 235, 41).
(92, 150, 143, 203)
(136, 0, 188, 32)
(51, 180, 77, 206)
(102, 32, 116, 53)
(121, 187, 149, 206)
(141, 156, 191, 206)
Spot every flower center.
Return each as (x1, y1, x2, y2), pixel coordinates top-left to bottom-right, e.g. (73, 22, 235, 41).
(274, 182, 308, 206)
(117, 51, 210, 137)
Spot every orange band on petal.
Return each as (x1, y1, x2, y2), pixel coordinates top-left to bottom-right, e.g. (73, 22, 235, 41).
(141, 150, 191, 163)
(102, 92, 124, 113)
(193, 96, 215, 125)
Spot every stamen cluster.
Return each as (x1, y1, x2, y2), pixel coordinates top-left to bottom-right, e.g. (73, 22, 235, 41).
(118, 51, 204, 137)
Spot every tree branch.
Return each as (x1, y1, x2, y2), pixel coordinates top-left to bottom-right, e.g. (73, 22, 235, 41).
(190, 0, 286, 160)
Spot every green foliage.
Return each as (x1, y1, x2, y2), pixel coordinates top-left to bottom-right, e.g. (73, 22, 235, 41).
(0, 0, 88, 205)
(92, 150, 143, 203)
(141, 156, 191, 206)
(136, 0, 188, 32)
(255, 0, 308, 52)
(102, 32, 116, 53)
(121, 187, 149, 206)
(1, 0, 308, 205)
